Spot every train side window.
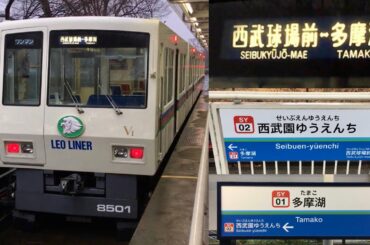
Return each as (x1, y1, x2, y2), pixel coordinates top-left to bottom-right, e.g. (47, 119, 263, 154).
(163, 48, 169, 105)
(189, 56, 193, 86)
(163, 47, 174, 105)
(3, 32, 43, 106)
(186, 54, 190, 89)
(191, 57, 196, 83)
(192, 56, 196, 83)
(183, 55, 186, 90)
(179, 54, 186, 93)
(167, 48, 174, 103)
(179, 54, 183, 93)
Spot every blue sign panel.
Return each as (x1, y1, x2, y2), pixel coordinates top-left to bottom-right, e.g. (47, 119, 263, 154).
(221, 214, 370, 238)
(218, 183, 370, 239)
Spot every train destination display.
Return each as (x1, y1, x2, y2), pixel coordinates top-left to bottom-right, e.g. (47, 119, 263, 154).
(210, 0, 370, 86)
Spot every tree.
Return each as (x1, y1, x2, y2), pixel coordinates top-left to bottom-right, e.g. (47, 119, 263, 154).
(5, 0, 15, 19)
(5, 0, 170, 19)
(39, 0, 51, 17)
(60, 0, 169, 18)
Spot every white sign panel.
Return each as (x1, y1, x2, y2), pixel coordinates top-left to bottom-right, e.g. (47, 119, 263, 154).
(219, 108, 370, 161)
(218, 183, 370, 238)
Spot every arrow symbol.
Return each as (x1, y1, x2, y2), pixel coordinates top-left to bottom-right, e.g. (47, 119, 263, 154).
(228, 144, 237, 151)
(283, 223, 294, 232)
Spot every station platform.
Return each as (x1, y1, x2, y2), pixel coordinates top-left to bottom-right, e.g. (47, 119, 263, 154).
(130, 90, 208, 245)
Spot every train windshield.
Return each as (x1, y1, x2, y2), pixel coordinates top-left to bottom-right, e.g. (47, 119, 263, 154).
(48, 30, 149, 108)
(3, 32, 43, 106)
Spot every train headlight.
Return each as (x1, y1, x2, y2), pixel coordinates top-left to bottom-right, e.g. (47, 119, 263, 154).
(112, 146, 144, 160)
(113, 146, 129, 158)
(21, 142, 34, 154)
(5, 142, 33, 154)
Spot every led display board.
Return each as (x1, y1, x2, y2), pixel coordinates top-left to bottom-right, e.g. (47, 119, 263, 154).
(223, 18, 370, 61)
(210, 0, 370, 88)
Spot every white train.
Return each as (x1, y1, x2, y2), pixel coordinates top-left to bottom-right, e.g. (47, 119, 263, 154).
(0, 17, 204, 228)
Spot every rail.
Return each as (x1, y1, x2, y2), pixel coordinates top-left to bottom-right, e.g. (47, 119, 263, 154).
(0, 168, 15, 202)
(189, 116, 209, 245)
(0, 168, 15, 226)
(0, 169, 15, 180)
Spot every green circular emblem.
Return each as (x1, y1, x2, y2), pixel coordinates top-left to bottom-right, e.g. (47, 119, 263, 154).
(57, 116, 85, 138)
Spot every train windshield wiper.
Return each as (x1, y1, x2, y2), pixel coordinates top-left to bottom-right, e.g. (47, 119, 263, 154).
(96, 66, 122, 115)
(64, 79, 84, 114)
(104, 94, 123, 115)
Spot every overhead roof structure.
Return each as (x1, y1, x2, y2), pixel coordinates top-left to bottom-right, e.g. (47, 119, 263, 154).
(168, 0, 208, 50)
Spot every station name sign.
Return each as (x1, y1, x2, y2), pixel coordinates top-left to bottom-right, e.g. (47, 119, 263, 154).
(218, 182, 370, 239)
(220, 107, 370, 162)
(222, 17, 370, 60)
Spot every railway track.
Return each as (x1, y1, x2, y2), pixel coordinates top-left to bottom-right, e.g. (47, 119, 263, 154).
(0, 169, 15, 232)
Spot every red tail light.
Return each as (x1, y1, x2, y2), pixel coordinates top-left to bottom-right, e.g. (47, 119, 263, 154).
(6, 143, 20, 153)
(130, 147, 144, 159)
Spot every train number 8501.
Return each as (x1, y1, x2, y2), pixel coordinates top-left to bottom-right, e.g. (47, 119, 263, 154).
(97, 204, 131, 213)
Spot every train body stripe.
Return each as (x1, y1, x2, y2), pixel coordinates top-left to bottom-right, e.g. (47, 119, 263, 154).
(160, 104, 175, 130)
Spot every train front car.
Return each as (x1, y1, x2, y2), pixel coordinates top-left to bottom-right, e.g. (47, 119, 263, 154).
(0, 17, 164, 229)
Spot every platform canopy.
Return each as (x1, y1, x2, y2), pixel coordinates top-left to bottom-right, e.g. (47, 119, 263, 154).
(168, 0, 208, 50)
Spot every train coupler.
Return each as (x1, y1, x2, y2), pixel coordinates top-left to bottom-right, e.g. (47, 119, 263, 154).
(60, 173, 84, 195)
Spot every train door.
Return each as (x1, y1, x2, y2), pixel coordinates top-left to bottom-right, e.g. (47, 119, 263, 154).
(176, 52, 186, 133)
(159, 46, 175, 156)
(0, 28, 47, 166)
(191, 55, 196, 104)
(189, 53, 194, 105)
(158, 44, 164, 159)
(173, 49, 179, 136)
